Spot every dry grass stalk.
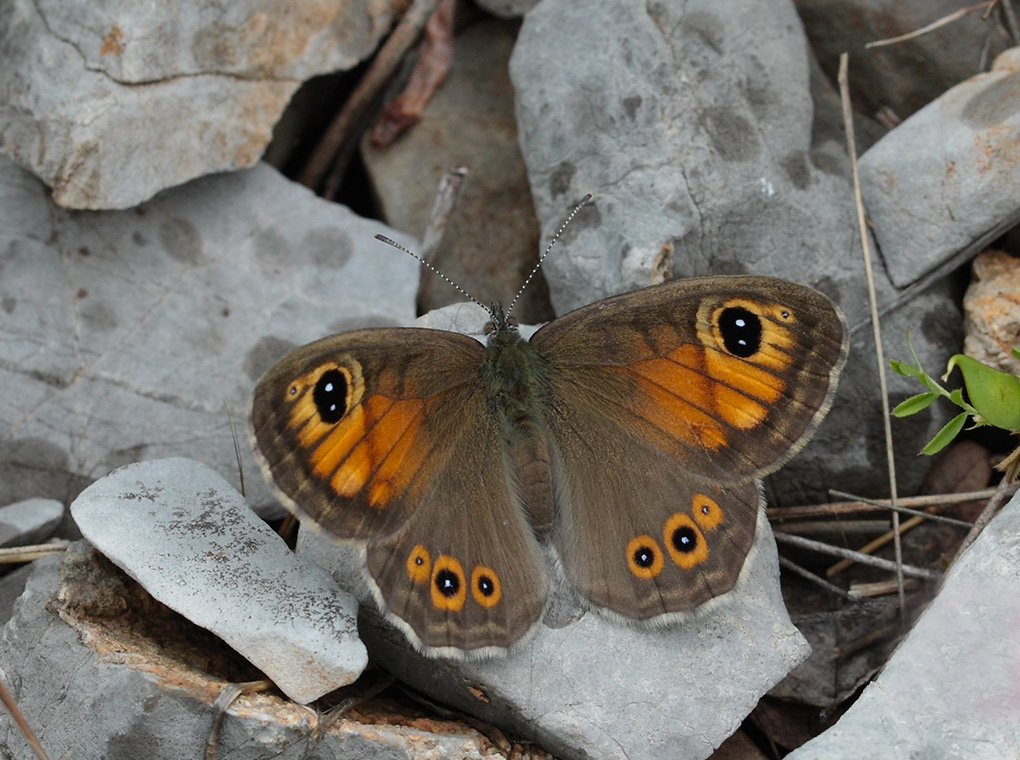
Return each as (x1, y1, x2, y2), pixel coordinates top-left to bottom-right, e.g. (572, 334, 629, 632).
(838, 52, 906, 613)
(865, 1, 999, 49)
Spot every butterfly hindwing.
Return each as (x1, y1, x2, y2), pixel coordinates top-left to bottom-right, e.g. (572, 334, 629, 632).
(364, 388, 548, 656)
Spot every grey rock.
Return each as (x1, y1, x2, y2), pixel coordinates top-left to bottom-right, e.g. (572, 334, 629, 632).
(860, 48, 1020, 288)
(0, 549, 514, 759)
(0, 0, 403, 209)
(773, 598, 903, 708)
(363, 18, 553, 325)
(300, 484, 810, 760)
(0, 498, 64, 547)
(474, 0, 539, 19)
(0, 155, 419, 514)
(512, 0, 844, 313)
(71, 457, 366, 704)
(788, 489, 1020, 760)
(796, 0, 1014, 120)
(509, 0, 959, 500)
(0, 564, 32, 627)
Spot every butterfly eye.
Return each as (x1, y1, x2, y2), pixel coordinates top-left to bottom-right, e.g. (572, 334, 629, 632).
(717, 306, 762, 358)
(673, 526, 697, 551)
(663, 513, 709, 569)
(626, 535, 664, 578)
(406, 544, 431, 584)
(470, 565, 503, 607)
(313, 368, 350, 423)
(692, 493, 723, 530)
(430, 555, 467, 611)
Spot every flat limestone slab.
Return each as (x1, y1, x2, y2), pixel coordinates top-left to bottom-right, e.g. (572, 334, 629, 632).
(0, 155, 419, 514)
(71, 457, 367, 704)
(299, 416, 811, 760)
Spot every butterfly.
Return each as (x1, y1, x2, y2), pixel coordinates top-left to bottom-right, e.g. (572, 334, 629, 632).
(249, 240, 849, 659)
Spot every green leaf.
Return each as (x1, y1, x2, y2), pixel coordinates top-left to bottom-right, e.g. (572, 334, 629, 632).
(945, 354, 1020, 431)
(893, 391, 938, 417)
(921, 412, 969, 455)
(1012, 346, 1020, 361)
(890, 360, 921, 378)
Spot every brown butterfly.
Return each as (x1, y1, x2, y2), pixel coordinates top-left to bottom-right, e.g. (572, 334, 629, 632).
(250, 253, 849, 659)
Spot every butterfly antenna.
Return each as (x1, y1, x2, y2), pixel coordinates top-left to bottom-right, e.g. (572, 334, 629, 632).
(505, 193, 593, 320)
(373, 234, 491, 317)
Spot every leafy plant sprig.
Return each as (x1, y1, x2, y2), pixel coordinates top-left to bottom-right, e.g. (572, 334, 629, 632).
(890, 335, 1020, 481)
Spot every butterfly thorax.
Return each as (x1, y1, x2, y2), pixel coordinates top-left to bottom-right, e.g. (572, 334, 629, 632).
(481, 322, 548, 424)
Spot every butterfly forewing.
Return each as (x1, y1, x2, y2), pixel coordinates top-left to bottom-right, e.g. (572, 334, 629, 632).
(531, 276, 849, 485)
(250, 328, 488, 540)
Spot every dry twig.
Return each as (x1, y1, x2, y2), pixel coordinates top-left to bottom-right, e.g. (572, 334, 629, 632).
(0, 673, 49, 760)
(767, 486, 1017, 520)
(827, 515, 926, 578)
(774, 532, 940, 581)
(0, 542, 69, 564)
(778, 555, 857, 602)
(205, 680, 276, 760)
(948, 477, 1014, 565)
(421, 166, 469, 260)
(298, 0, 444, 197)
(369, 0, 456, 148)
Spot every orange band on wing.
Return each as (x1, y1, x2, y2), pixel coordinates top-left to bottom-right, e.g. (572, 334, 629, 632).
(331, 439, 374, 497)
(628, 342, 791, 447)
(362, 398, 427, 507)
(308, 404, 370, 477)
(318, 395, 427, 502)
(702, 348, 786, 402)
(629, 346, 732, 449)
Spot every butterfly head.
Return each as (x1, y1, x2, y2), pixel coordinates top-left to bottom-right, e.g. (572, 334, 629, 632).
(484, 302, 519, 337)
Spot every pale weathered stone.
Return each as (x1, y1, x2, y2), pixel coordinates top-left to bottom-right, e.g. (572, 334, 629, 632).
(0, 498, 64, 548)
(0, 155, 419, 514)
(71, 457, 367, 704)
(963, 250, 1020, 376)
(0, 549, 509, 759)
(0, 0, 404, 209)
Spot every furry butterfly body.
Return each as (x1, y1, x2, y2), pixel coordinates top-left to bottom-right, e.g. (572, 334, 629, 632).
(250, 275, 848, 658)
